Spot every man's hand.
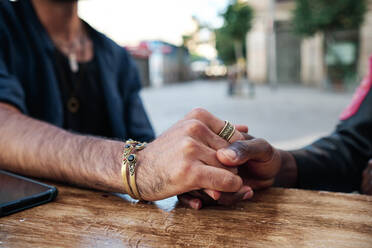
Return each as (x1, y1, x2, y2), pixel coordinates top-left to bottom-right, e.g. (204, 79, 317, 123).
(0, 105, 251, 202)
(135, 108, 252, 201)
(362, 159, 372, 195)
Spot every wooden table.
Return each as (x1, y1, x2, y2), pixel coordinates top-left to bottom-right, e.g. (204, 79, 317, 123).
(1, 184, 372, 248)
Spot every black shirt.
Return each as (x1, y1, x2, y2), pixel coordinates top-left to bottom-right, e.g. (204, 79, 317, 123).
(54, 49, 113, 138)
(292, 59, 372, 193)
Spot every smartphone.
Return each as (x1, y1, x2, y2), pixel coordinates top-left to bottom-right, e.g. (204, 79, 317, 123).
(0, 170, 58, 217)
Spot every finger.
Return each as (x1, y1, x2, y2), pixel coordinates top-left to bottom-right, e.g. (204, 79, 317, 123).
(242, 133, 255, 140)
(184, 120, 231, 151)
(193, 162, 243, 192)
(194, 142, 237, 174)
(178, 191, 219, 208)
(361, 174, 372, 194)
(238, 152, 281, 180)
(178, 194, 202, 210)
(189, 190, 220, 205)
(183, 137, 237, 173)
(198, 144, 238, 201)
(235, 125, 249, 133)
(362, 182, 372, 195)
(203, 189, 221, 200)
(243, 178, 275, 190)
(217, 185, 254, 206)
(361, 176, 368, 191)
(194, 143, 236, 200)
(187, 190, 213, 200)
(363, 169, 368, 178)
(217, 139, 275, 166)
(184, 108, 245, 143)
(182, 138, 236, 200)
(366, 184, 372, 195)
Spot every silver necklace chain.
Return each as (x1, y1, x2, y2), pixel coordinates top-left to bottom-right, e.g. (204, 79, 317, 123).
(53, 32, 89, 73)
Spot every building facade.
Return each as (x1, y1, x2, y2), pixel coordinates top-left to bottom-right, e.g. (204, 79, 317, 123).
(127, 41, 192, 87)
(245, 0, 372, 87)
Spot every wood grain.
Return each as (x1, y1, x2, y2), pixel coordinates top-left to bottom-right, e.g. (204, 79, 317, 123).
(1, 183, 371, 248)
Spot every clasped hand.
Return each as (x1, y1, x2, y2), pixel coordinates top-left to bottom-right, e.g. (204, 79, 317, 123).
(134, 108, 281, 209)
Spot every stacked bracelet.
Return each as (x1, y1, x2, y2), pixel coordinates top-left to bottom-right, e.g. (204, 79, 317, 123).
(121, 139, 147, 200)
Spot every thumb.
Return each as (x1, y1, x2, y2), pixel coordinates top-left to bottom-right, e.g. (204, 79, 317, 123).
(217, 139, 274, 167)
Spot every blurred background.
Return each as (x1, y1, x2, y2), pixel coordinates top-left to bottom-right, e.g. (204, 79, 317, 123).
(79, 0, 372, 149)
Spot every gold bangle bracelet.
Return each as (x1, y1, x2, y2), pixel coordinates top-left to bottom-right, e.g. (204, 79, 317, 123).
(121, 159, 135, 198)
(121, 140, 147, 201)
(128, 154, 142, 200)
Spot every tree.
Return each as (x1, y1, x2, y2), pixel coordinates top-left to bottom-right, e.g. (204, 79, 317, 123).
(293, 0, 367, 37)
(215, 28, 240, 65)
(215, 0, 253, 65)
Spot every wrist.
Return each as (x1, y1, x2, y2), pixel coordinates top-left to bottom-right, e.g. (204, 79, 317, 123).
(134, 143, 166, 202)
(80, 139, 125, 193)
(273, 150, 298, 188)
(104, 140, 128, 193)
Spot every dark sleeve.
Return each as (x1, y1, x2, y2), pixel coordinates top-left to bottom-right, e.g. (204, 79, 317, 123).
(121, 50, 155, 142)
(291, 87, 372, 192)
(0, 19, 27, 113)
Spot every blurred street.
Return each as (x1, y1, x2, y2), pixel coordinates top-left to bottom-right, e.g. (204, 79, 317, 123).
(141, 80, 354, 150)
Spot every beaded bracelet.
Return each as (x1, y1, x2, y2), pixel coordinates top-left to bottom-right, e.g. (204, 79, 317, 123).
(121, 139, 147, 200)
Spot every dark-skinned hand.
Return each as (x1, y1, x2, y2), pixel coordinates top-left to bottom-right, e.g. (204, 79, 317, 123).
(178, 133, 282, 209)
(361, 159, 372, 195)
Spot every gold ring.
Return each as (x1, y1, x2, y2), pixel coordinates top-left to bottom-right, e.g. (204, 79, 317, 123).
(218, 121, 235, 142)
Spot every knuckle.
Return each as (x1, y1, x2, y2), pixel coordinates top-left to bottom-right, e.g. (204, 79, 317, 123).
(181, 137, 199, 158)
(184, 119, 204, 135)
(181, 161, 193, 176)
(173, 161, 193, 184)
(188, 107, 208, 120)
(208, 173, 218, 188)
(188, 167, 202, 188)
(255, 138, 268, 144)
(208, 173, 220, 190)
(221, 174, 240, 190)
(256, 138, 274, 156)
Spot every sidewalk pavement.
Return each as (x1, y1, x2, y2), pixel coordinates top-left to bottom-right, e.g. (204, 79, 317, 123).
(141, 80, 353, 150)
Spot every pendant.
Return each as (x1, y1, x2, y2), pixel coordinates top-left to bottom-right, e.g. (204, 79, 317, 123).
(67, 97, 80, 113)
(69, 53, 79, 73)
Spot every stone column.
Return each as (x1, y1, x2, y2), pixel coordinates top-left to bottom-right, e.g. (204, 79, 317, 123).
(301, 33, 325, 87)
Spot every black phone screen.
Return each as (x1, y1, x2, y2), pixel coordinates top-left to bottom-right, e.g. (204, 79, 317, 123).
(0, 170, 57, 216)
(0, 171, 51, 204)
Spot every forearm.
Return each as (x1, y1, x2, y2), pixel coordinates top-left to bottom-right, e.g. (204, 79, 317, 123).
(273, 150, 298, 188)
(0, 104, 126, 193)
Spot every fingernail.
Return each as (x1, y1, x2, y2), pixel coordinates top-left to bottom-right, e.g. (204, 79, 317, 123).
(211, 191, 218, 200)
(192, 200, 201, 209)
(222, 149, 237, 161)
(243, 190, 253, 200)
